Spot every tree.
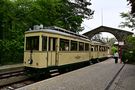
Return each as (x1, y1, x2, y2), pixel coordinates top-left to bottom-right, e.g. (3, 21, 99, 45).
(0, 0, 5, 40)
(119, 12, 135, 30)
(119, 0, 135, 63)
(0, 0, 94, 65)
(127, 0, 135, 14)
(63, 0, 94, 32)
(108, 38, 117, 46)
(20, 0, 94, 32)
(119, 0, 135, 30)
(122, 35, 135, 63)
(0, 0, 28, 65)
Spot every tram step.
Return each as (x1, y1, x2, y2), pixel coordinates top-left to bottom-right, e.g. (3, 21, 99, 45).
(50, 72, 60, 76)
(49, 69, 58, 73)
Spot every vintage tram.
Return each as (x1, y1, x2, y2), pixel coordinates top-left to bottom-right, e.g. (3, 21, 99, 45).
(23, 26, 109, 73)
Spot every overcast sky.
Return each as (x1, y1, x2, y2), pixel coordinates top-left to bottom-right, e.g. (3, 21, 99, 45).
(80, 0, 132, 37)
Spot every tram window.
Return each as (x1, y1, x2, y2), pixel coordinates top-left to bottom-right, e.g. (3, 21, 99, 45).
(53, 38, 56, 51)
(105, 47, 108, 51)
(26, 36, 39, 50)
(100, 47, 102, 51)
(103, 47, 105, 51)
(102, 47, 104, 51)
(94, 46, 96, 51)
(48, 38, 51, 51)
(91, 45, 93, 51)
(71, 41, 77, 51)
(99, 46, 101, 51)
(60, 39, 69, 51)
(42, 36, 47, 51)
(96, 45, 99, 51)
(85, 43, 89, 51)
(101, 47, 103, 51)
(98, 46, 99, 51)
(91, 47, 94, 51)
(79, 42, 84, 51)
(104, 47, 106, 51)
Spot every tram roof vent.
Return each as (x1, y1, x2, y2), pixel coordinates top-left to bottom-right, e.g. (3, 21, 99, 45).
(30, 24, 43, 30)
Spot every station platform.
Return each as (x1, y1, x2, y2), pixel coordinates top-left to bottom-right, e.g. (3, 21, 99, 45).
(0, 64, 24, 73)
(17, 59, 135, 90)
(109, 64, 135, 90)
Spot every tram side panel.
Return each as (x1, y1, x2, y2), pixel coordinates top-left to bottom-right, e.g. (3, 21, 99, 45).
(91, 51, 99, 59)
(57, 38, 91, 66)
(24, 52, 48, 68)
(58, 51, 90, 66)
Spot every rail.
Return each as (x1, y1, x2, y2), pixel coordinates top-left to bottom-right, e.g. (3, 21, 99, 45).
(0, 70, 25, 79)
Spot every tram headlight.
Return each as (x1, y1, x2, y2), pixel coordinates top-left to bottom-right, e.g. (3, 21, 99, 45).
(28, 59, 33, 64)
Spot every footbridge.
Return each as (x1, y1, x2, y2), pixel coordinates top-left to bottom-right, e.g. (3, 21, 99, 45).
(83, 26, 133, 42)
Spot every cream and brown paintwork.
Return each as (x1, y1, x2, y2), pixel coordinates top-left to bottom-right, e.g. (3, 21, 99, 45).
(24, 28, 109, 69)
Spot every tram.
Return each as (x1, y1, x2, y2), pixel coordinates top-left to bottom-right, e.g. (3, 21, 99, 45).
(23, 26, 109, 72)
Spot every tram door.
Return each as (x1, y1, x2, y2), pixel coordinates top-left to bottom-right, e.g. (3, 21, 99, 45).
(47, 37, 57, 66)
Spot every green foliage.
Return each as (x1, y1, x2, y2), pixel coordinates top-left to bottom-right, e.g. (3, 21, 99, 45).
(120, 0, 135, 63)
(127, 0, 135, 14)
(111, 46, 118, 54)
(0, 0, 93, 65)
(122, 35, 135, 63)
(0, 39, 23, 65)
(119, 12, 135, 30)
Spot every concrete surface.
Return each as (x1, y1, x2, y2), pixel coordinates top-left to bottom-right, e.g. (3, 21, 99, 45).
(0, 63, 24, 73)
(0, 64, 23, 70)
(109, 64, 135, 90)
(17, 58, 125, 90)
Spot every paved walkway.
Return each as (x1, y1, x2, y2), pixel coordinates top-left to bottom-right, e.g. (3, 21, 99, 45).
(17, 58, 134, 90)
(110, 64, 135, 90)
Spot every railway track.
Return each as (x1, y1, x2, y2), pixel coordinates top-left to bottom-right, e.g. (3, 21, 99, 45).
(0, 58, 108, 90)
(1, 79, 35, 90)
(0, 69, 60, 90)
(0, 69, 29, 88)
(0, 70, 25, 79)
(0, 63, 84, 89)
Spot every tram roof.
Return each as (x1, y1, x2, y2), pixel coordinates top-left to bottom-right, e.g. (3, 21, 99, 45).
(25, 26, 90, 42)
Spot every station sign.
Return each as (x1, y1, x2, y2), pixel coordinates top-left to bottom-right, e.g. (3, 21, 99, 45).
(118, 41, 124, 45)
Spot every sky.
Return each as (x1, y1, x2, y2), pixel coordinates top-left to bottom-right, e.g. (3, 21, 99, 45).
(80, 0, 133, 38)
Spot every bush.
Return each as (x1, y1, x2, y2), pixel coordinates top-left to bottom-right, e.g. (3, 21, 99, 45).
(122, 36, 135, 63)
(0, 40, 23, 65)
